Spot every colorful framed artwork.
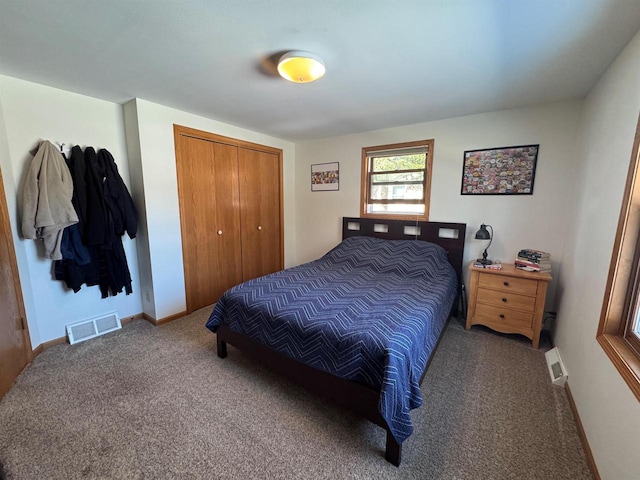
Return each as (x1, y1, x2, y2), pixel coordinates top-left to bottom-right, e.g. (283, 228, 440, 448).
(460, 144, 539, 195)
(311, 162, 339, 191)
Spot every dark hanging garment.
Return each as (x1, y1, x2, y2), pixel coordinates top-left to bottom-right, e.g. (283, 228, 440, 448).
(60, 148, 91, 266)
(98, 239, 133, 298)
(54, 147, 99, 291)
(54, 246, 100, 293)
(69, 145, 88, 225)
(54, 145, 135, 297)
(92, 148, 136, 297)
(92, 148, 137, 297)
(98, 149, 137, 239)
(59, 225, 91, 266)
(84, 147, 109, 245)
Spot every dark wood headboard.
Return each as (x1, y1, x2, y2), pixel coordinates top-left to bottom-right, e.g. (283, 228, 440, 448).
(342, 217, 466, 288)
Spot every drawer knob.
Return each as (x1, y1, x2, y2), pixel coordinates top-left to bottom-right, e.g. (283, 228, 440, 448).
(499, 314, 505, 319)
(503, 281, 509, 286)
(502, 298, 507, 302)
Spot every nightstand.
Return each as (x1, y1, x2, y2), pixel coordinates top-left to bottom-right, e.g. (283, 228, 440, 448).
(466, 262, 552, 348)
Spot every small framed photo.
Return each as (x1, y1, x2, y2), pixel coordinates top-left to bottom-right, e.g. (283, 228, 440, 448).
(461, 144, 539, 195)
(311, 162, 339, 191)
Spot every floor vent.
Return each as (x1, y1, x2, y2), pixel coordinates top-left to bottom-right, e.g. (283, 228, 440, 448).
(66, 312, 121, 345)
(545, 347, 568, 386)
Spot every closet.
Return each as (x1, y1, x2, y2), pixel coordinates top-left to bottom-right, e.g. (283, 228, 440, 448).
(174, 125, 283, 313)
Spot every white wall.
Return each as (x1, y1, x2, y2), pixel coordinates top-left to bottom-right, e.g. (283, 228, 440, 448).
(124, 99, 296, 320)
(0, 77, 296, 342)
(294, 101, 582, 310)
(0, 77, 40, 346)
(554, 30, 640, 480)
(0, 75, 143, 345)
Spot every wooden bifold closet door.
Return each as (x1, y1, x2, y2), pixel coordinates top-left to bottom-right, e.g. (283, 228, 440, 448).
(238, 148, 282, 281)
(174, 125, 284, 313)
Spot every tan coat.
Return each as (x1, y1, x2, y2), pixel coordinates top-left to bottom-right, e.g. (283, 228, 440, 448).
(21, 140, 78, 259)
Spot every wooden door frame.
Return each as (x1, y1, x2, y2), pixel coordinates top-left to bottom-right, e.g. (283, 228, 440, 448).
(0, 166, 34, 362)
(173, 124, 285, 312)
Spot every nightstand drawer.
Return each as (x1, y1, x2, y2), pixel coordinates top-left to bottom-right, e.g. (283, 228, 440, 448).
(477, 287, 536, 312)
(478, 274, 538, 296)
(474, 303, 534, 329)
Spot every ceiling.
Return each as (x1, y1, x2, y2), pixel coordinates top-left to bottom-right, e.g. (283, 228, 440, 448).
(1, 0, 640, 141)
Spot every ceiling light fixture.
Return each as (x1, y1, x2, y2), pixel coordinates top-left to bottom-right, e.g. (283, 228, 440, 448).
(277, 51, 325, 83)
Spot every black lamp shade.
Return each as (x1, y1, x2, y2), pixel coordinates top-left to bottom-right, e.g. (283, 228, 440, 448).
(475, 224, 491, 240)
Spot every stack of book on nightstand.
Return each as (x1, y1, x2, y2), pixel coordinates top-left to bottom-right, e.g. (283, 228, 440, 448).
(515, 249, 551, 272)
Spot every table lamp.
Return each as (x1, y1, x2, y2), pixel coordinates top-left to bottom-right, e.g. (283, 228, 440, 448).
(475, 224, 493, 265)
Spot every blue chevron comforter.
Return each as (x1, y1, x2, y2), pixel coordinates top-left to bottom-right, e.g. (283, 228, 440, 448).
(206, 236, 457, 444)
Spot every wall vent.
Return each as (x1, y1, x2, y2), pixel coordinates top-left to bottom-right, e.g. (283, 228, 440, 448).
(545, 346, 568, 386)
(66, 312, 121, 345)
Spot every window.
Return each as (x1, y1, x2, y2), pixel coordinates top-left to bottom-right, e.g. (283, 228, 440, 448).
(361, 140, 434, 221)
(621, 232, 640, 355)
(597, 114, 640, 402)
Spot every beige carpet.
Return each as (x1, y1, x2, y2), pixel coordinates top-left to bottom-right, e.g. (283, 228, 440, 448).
(0, 308, 592, 479)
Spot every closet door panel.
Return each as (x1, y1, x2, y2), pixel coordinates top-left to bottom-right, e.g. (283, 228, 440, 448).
(238, 148, 282, 281)
(176, 135, 242, 312)
(211, 142, 243, 299)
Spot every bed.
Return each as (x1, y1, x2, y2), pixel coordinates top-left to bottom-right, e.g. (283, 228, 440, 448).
(206, 217, 466, 466)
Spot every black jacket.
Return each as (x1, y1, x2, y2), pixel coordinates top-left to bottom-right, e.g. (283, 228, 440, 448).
(84, 147, 109, 245)
(98, 149, 137, 239)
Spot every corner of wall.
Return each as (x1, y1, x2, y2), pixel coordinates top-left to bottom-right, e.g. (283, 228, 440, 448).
(123, 100, 156, 320)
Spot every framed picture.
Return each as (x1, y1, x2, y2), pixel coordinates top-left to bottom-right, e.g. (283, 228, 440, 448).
(461, 144, 539, 195)
(311, 162, 339, 191)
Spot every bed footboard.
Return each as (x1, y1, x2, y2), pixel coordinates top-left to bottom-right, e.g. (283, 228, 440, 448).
(214, 325, 402, 465)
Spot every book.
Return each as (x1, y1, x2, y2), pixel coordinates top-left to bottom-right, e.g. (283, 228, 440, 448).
(518, 254, 550, 264)
(519, 248, 550, 255)
(518, 249, 550, 260)
(516, 257, 552, 267)
(514, 260, 551, 272)
(515, 265, 539, 272)
(474, 262, 503, 270)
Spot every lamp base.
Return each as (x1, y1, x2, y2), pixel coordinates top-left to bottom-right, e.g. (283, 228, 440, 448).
(476, 258, 493, 265)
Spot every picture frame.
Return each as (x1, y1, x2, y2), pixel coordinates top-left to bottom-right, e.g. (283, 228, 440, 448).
(460, 144, 539, 195)
(311, 162, 339, 191)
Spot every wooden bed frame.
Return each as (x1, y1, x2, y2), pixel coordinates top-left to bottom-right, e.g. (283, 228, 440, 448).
(216, 217, 466, 466)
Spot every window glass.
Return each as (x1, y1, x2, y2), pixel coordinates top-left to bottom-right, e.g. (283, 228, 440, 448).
(371, 155, 425, 172)
(361, 140, 433, 220)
